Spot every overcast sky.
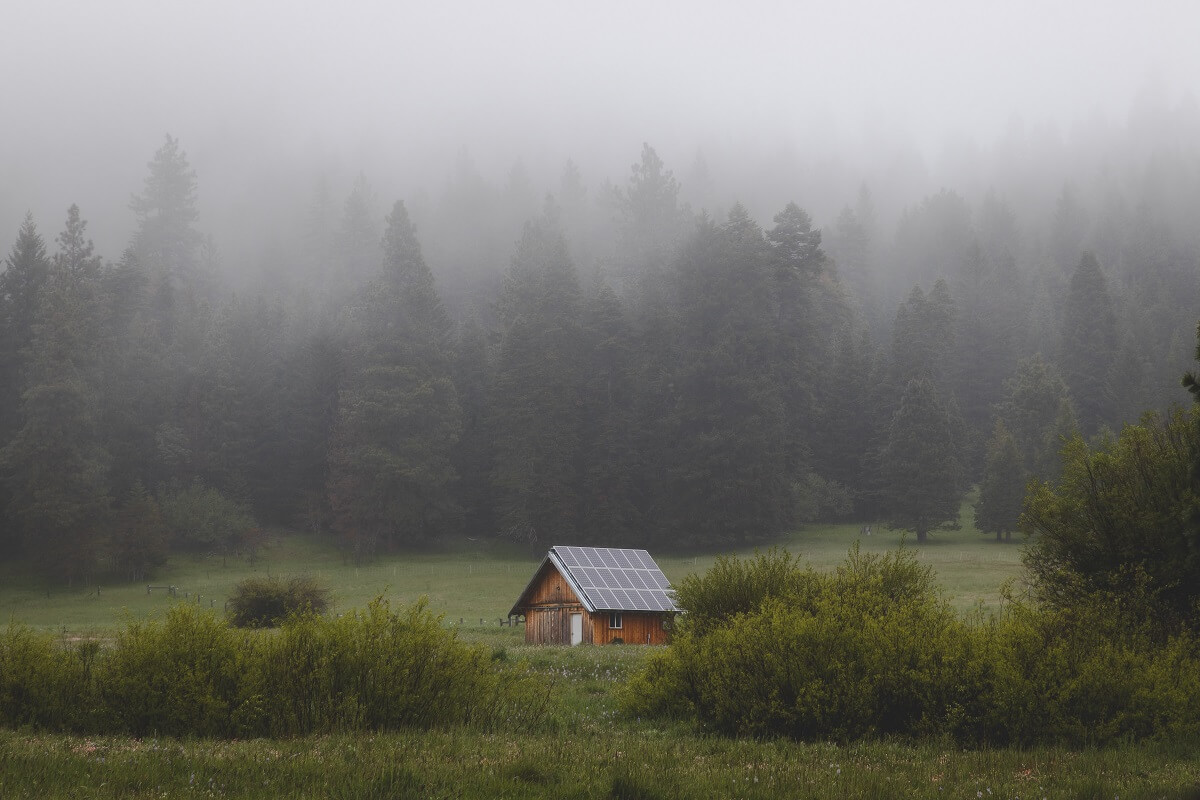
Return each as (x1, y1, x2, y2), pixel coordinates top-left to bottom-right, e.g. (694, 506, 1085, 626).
(3, 0, 1198, 256)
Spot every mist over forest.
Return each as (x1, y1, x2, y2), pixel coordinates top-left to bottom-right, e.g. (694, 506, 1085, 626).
(2, 1, 1200, 582)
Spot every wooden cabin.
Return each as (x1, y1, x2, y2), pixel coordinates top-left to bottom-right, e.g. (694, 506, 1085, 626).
(508, 546, 677, 645)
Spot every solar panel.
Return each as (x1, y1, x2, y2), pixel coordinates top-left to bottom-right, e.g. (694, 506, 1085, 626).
(551, 546, 678, 612)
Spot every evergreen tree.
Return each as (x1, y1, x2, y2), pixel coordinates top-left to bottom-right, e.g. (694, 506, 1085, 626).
(767, 202, 828, 489)
(130, 134, 200, 280)
(578, 276, 640, 544)
(0, 207, 110, 582)
(811, 327, 876, 506)
(998, 355, 1078, 480)
(336, 173, 381, 288)
(285, 324, 343, 535)
(490, 211, 585, 547)
(0, 215, 51, 444)
(1060, 251, 1118, 434)
(975, 421, 1025, 541)
(94, 248, 174, 499)
(328, 201, 462, 558)
(887, 281, 955, 395)
(661, 206, 790, 546)
(108, 482, 168, 581)
(0, 214, 51, 554)
(614, 143, 686, 280)
(879, 377, 961, 543)
(1049, 185, 1089, 273)
(949, 242, 1024, 472)
(451, 319, 496, 538)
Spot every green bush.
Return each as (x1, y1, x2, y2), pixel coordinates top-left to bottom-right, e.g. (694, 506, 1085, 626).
(624, 547, 1200, 746)
(670, 547, 816, 636)
(0, 599, 551, 739)
(227, 574, 332, 627)
(102, 604, 253, 737)
(0, 625, 95, 731)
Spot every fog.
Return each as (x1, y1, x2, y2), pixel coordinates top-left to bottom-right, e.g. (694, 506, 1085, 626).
(4, 0, 1198, 271)
(6, 0, 1200, 575)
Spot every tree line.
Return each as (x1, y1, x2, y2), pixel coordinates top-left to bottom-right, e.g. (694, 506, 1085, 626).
(1, 136, 1198, 581)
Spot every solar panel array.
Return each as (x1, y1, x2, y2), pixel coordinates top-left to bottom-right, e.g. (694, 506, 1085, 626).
(552, 546, 677, 612)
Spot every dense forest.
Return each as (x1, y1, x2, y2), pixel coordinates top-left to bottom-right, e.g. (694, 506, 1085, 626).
(2, 108, 1199, 582)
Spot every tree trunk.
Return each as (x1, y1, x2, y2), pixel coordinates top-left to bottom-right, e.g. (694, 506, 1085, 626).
(916, 528, 927, 543)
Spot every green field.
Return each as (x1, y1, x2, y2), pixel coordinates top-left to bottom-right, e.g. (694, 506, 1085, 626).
(4, 508, 1200, 798)
(0, 501, 1022, 635)
(3, 729, 1199, 800)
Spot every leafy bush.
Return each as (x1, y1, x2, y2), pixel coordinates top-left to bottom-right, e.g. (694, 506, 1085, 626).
(624, 547, 1200, 746)
(1022, 406, 1200, 634)
(0, 599, 550, 739)
(0, 625, 95, 731)
(670, 547, 815, 636)
(102, 604, 253, 737)
(227, 574, 331, 627)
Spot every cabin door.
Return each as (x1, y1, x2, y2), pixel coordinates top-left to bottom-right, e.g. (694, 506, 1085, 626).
(570, 613, 583, 646)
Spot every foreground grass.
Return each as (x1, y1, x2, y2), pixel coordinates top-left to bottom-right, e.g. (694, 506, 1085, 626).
(1, 498, 1021, 634)
(2, 729, 1198, 799)
(3, 639, 1198, 798)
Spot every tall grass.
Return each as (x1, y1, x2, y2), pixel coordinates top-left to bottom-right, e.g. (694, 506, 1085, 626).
(2, 730, 1198, 799)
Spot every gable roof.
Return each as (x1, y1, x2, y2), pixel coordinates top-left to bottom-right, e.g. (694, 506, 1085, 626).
(509, 545, 678, 616)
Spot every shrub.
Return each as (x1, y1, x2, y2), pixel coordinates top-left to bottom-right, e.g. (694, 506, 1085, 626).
(670, 547, 815, 635)
(101, 604, 253, 737)
(0, 625, 95, 731)
(624, 547, 1200, 746)
(0, 598, 551, 739)
(227, 574, 332, 627)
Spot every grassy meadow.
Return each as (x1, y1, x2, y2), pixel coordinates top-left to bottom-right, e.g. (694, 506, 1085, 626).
(7, 505, 1196, 798)
(0, 498, 1021, 636)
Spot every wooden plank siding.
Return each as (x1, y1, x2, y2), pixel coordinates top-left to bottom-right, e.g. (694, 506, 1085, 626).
(593, 612, 669, 645)
(518, 559, 670, 645)
(522, 560, 589, 645)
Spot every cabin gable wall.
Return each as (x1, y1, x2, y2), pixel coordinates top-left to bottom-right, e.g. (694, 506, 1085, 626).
(521, 563, 590, 645)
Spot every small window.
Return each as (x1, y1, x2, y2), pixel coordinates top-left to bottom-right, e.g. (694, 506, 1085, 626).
(609, 612, 623, 629)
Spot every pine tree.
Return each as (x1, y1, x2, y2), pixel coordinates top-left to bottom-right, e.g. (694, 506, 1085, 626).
(661, 206, 790, 546)
(0, 207, 110, 582)
(578, 276, 640, 544)
(451, 319, 496, 538)
(328, 201, 461, 558)
(1060, 251, 1118, 434)
(615, 143, 686, 279)
(811, 327, 876, 506)
(879, 377, 961, 543)
(285, 324, 343, 535)
(0, 215, 51, 554)
(0, 215, 51, 439)
(490, 211, 585, 547)
(767, 202, 827, 489)
(998, 355, 1078, 480)
(336, 173, 381, 288)
(975, 421, 1025, 541)
(109, 482, 168, 581)
(130, 134, 200, 280)
(1050, 185, 1089, 273)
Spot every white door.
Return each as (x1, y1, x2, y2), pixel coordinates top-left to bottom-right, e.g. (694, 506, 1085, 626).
(570, 613, 583, 646)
